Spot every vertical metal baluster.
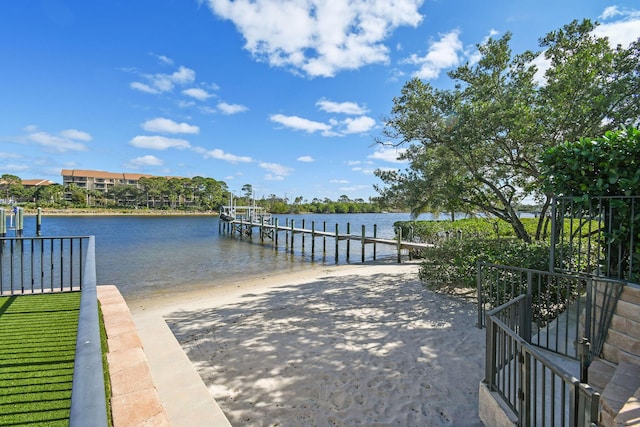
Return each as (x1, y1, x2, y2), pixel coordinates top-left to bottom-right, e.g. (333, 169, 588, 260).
(59, 238, 64, 291)
(40, 238, 44, 293)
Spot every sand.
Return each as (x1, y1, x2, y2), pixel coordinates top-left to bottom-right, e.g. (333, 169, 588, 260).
(132, 261, 485, 426)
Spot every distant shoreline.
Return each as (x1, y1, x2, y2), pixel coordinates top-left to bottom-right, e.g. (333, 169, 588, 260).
(21, 208, 217, 216)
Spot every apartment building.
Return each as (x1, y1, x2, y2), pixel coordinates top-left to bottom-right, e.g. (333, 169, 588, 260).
(61, 169, 153, 192)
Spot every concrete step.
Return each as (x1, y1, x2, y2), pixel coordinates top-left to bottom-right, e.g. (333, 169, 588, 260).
(599, 360, 640, 427)
(614, 384, 640, 426)
(589, 357, 616, 393)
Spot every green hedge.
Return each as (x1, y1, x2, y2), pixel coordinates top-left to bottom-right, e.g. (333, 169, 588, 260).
(417, 237, 552, 290)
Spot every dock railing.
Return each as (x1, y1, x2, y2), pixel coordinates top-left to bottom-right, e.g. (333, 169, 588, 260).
(0, 236, 108, 426)
(485, 295, 600, 426)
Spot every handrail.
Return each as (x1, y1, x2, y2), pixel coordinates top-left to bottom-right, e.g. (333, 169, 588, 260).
(485, 296, 600, 426)
(69, 236, 108, 427)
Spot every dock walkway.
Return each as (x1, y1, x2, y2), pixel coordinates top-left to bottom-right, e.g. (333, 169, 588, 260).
(220, 217, 434, 263)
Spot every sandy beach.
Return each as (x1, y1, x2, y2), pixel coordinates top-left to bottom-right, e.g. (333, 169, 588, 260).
(131, 261, 485, 426)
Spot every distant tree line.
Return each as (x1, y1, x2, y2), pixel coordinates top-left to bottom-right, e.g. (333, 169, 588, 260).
(0, 174, 385, 213)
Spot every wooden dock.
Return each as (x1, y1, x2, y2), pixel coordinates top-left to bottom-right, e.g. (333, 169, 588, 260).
(218, 217, 434, 263)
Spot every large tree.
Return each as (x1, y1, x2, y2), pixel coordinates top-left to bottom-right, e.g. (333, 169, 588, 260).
(376, 19, 640, 242)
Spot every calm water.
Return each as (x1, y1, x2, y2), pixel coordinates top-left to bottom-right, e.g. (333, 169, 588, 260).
(14, 213, 439, 300)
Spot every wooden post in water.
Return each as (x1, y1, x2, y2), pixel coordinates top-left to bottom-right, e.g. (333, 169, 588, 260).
(335, 223, 339, 263)
(373, 224, 377, 260)
(323, 221, 327, 254)
(260, 216, 265, 242)
(285, 219, 289, 249)
(361, 225, 366, 263)
(346, 222, 351, 261)
(36, 208, 42, 236)
(396, 226, 402, 263)
(274, 218, 279, 246)
(301, 219, 305, 252)
(311, 221, 316, 257)
(0, 208, 5, 237)
(290, 220, 295, 252)
(16, 207, 24, 237)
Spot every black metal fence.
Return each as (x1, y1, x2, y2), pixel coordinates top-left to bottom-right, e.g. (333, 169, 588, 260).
(0, 236, 88, 295)
(550, 196, 639, 283)
(477, 262, 625, 360)
(0, 236, 107, 426)
(485, 295, 601, 426)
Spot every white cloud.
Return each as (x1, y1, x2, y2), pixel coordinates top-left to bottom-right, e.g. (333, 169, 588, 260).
(203, 0, 424, 77)
(405, 29, 463, 80)
(2, 164, 29, 172)
(130, 81, 159, 94)
(217, 102, 249, 115)
(342, 116, 376, 134)
(316, 99, 367, 115)
(297, 155, 315, 162)
(594, 8, 640, 48)
(151, 53, 174, 65)
(368, 147, 407, 163)
(27, 130, 89, 153)
(0, 152, 22, 159)
(260, 161, 293, 180)
(192, 146, 253, 163)
(131, 66, 196, 94)
(330, 179, 349, 184)
(126, 155, 164, 168)
(270, 113, 332, 133)
(182, 87, 214, 101)
(142, 118, 200, 134)
(60, 129, 92, 141)
(600, 6, 625, 19)
(129, 135, 191, 150)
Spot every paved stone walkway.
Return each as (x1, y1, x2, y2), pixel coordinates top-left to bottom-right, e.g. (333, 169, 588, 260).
(98, 286, 171, 427)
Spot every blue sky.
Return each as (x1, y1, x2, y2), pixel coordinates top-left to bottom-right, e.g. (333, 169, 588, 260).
(1, 1, 639, 201)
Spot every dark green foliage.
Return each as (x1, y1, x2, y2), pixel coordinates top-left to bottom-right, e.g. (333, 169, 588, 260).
(0, 293, 81, 426)
(542, 128, 640, 282)
(418, 237, 551, 290)
(542, 127, 640, 197)
(376, 20, 640, 242)
(395, 217, 544, 243)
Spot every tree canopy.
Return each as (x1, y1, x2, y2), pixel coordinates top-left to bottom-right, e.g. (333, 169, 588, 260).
(375, 19, 640, 242)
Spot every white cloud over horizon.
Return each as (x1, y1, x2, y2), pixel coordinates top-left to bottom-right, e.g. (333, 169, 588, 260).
(130, 65, 196, 94)
(217, 102, 249, 115)
(368, 147, 407, 163)
(182, 87, 214, 100)
(129, 135, 191, 150)
(142, 118, 200, 134)
(21, 127, 91, 153)
(202, 0, 425, 77)
(191, 146, 253, 163)
(260, 161, 293, 180)
(404, 29, 463, 79)
(316, 99, 368, 115)
(125, 155, 164, 169)
(270, 114, 333, 134)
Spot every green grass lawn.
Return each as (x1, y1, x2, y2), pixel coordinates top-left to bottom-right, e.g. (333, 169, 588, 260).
(0, 292, 81, 426)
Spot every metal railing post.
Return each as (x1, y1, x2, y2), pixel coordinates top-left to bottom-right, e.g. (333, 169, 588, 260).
(485, 313, 496, 389)
(477, 261, 484, 328)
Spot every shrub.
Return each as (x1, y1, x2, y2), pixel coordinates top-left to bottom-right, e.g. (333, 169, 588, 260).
(418, 237, 551, 291)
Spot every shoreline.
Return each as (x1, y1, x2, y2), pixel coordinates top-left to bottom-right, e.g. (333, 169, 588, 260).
(131, 262, 485, 426)
(21, 208, 217, 216)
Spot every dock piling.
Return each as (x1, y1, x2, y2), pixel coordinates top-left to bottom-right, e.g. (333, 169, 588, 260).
(219, 216, 433, 264)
